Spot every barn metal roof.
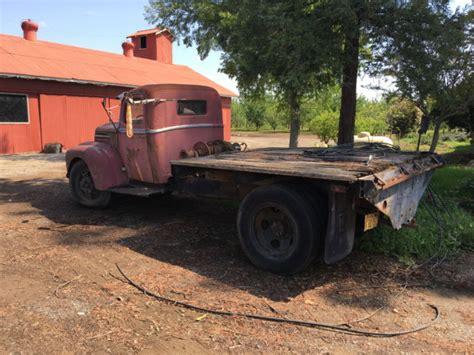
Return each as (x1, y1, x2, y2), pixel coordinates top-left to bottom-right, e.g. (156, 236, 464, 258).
(0, 34, 236, 97)
(127, 28, 172, 38)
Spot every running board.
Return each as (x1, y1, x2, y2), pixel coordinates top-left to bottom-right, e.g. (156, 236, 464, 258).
(108, 184, 168, 197)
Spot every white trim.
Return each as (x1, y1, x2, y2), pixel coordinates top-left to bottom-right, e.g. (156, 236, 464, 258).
(118, 123, 223, 135)
(0, 92, 30, 125)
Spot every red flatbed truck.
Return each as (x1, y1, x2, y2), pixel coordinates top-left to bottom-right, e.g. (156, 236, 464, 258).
(66, 84, 443, 274)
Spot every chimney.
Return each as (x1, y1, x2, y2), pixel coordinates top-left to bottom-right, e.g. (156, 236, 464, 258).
(122, 41, 135, 58)
(21, 19, 38, 41)
(127, 28, 173, 64)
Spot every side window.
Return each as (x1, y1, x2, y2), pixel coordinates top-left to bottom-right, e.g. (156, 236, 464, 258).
(177, 100, 207, 115)
(0, 93, 29, 124)
(139, 36, 147, 49)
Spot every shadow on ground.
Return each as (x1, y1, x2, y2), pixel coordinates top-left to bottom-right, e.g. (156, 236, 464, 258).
(1, 176, 468, 307)
(0, 153, 65, 162)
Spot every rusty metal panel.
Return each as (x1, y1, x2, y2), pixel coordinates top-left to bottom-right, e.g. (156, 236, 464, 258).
(360, 171, 433, 229)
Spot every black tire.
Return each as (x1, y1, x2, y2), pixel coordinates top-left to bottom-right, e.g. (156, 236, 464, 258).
(69, 160, 111, 208)
(237, 184, 324, 275)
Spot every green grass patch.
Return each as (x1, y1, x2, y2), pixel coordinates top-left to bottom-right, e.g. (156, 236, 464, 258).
(358, 165, 474, 264)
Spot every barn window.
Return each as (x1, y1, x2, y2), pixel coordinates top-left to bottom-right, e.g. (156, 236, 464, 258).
(0, 93, 29, 124)
(177, 100, 207, 115)
(139, 36, 147, 49)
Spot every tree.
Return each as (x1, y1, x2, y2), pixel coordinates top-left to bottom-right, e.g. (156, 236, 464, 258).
(386, 98, 420, 137)
(369, 1, 472, 151)
(309, 111, 339, 144)
(145, 0, 341, 147)
(230, 99, 246, 129)
(319, 0, 399, 145)
(242, 98, 265, 130)
(355, 97, 389, 135)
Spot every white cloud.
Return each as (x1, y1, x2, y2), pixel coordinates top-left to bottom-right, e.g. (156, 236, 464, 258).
(39, 20, 47, 28)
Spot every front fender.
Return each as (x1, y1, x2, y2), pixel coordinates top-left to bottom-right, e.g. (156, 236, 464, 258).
(66, 142, 129, 190)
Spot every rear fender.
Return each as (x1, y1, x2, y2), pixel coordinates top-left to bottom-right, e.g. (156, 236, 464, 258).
(66, 142, 129, 190)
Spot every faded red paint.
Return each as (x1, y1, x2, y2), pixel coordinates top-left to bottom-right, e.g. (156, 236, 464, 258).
(0, 93, 42, 153)
(0, 24, 235, 155)
(0, 34, 234, 97)
(221, 97, 232, 141)
(127, 29, 173, 64)
(123, 84, 224, 184)
(21, 19, 38, 41)
(121, 41, 135, 58)
(0, 78, 125, 154)
(65, 141, 129, 190)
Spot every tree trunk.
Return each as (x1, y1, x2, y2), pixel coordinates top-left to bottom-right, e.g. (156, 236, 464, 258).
(289, 93, 301, 148)
(429, 118, 442, 153)
(337, 24, 360, 145)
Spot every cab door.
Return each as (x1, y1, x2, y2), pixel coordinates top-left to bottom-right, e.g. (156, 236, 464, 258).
(118, 97, 154, 183)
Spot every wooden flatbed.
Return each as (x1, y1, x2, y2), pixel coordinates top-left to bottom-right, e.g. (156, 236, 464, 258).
(171, 146, 441, 184)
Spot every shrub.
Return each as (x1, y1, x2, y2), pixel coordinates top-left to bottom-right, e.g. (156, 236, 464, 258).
(386, 98, 420, 137)
(440, 130, 469, 142)
(309, 111, 339, 143)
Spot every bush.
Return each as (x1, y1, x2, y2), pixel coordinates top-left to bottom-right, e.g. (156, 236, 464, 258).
(309, 111, 339, 143)
(355, 98, 389, 135)
(440, 130, 469, 142)
(386, 98, 420, 137)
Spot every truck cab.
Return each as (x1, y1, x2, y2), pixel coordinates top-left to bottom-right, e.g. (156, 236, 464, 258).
(66, 84, 225, 203)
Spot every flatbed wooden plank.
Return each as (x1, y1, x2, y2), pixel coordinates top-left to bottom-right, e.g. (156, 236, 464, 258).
(171, 147, 434, 183)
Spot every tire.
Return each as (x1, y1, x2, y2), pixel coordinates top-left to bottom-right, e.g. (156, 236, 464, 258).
(237, 184, 325, 275)
(69, 160, 111, 208)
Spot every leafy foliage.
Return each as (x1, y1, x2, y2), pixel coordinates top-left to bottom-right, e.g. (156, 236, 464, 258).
(309, 111, 339, 144)
(368, 1, 472, 151)
(386, 98, 420, 137)
(145, 0, 342, 147)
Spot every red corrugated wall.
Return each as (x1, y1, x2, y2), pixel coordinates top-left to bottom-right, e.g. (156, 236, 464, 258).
(0, 78, 231, 154)
(0, 78, 126, 154)
(40, 95, 120, 149)
(0, 93, 42, 154)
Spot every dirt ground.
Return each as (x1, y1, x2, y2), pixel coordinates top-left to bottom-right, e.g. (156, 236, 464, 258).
(232, 131, 323, 149)
(1, 146, 473, 353)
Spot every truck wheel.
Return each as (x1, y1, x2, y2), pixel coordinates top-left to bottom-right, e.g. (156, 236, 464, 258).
(69, 160, 111, 208)
(237, 184, 323, 275)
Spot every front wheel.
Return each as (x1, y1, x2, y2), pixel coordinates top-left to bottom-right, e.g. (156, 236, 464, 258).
(69, 160, 111, 208)
(237, 184, 324, 275)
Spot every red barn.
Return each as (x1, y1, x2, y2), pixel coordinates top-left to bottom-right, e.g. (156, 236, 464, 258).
(0, 20, 236, 154)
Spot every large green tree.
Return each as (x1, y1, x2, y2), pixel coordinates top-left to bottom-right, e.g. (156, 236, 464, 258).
(145, 0, 341, 147)
(369, 0, 472, 151)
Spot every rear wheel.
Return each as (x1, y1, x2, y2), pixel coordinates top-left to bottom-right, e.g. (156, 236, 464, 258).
(237, 184, 324, 274)
(69, 160, 111, 208)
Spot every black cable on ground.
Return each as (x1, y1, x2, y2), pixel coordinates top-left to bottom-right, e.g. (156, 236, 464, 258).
(115, 264, 439, 338)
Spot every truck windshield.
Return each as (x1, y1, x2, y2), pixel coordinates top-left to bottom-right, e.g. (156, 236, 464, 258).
(177, 100, 206, 115)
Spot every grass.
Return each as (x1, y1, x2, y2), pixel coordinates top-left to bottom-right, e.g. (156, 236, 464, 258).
(358, 164, 474, 264)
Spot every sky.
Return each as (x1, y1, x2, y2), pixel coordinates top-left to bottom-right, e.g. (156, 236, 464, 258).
(0, 0, 471, 99)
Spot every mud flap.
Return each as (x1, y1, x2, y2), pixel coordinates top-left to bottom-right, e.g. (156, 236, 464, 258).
(324, 186, 356, 264)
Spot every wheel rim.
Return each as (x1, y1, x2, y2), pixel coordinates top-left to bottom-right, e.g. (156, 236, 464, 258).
(253, 204, 297, 260)
(78, 170, 99, 201)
